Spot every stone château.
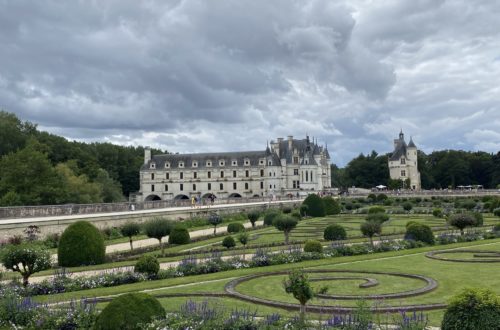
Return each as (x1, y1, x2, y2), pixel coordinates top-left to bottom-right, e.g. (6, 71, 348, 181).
(388, 130, 421, 190)
(138, 135, 332, 201)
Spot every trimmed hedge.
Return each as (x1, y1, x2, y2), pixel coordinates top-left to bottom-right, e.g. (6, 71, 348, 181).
(322, 196, 341, 215)
(227, 222, 245, 233)
(368, 206, 385, 214)
(94, 293, 165, 330)
(365, 213, 389, 223)
(302, 194, 325, 217)
(303, 240, 323, 253)
(134, 255, 160, 277)
(222, 236, 236, 249)
(263, 209, 281, 226)
(324, 224, 347, 241)
(168, 225, 190, 245)
(57, 221, 105, 267)
(405, 223, 435, 245)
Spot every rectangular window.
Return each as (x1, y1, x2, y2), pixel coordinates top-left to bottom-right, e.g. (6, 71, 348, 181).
(165, 184, 168, 191)
(194, 172, 197, 179)
(220, 171, 224, 178)
(245, 170, 249, 177)
(180, 183, 183, 191)
(151, 173, 155, 180)
(151, 184, 155, 192)
(166, 172, 170, 180)
(208, 183, 212, 190)
(220, 183, 224, 190)
(245, 183, 249, 190)
(401, 170, 406, 177)
(293, 181, 296, 189)
(233, 182, 237, 190)
(269, 184, 272, 189)
(208, 171, 211, 179)
(260, 182, 264, 189)
(233, 170, 237, 178)
(193, 184, 196, 191)
(260, 169, 264, 177)
(293, 157, 299, 164)
(180, 172, 184, 179)
(401, 158, 406, 165)
(293, 169, 299, 175)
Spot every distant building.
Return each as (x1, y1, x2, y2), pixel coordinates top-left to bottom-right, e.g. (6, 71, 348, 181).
(388, 130, 421, 190)
(138, 135, 332, 201)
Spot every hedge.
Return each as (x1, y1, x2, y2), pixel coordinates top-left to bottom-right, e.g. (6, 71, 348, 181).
(57, 221, 105, 267)
(168, 225, 190, 245)
(227, 222, 245, 233)
(302, 194, 325, 217)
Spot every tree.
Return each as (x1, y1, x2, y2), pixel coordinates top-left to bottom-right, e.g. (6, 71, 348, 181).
(58, 221, 106, 267)
(365, 212, 389, 224)
(324, 224, 347, 241)
(402, 202, 413, 213)
(360, 221, 382, 247)
(449, 213, 476, 235)
(222, 236, 235, 249)
(120, 222, 141, 251)
(144, 217, 172, 256)
(322, 196, 341, 215)
(302, 194, 325, 217)
(283, 269, 314, 319)
(238, 232, 249, 259)
(247, 211, 260, 227)
(1, 244, 51, 286)
(168, 225, 190, 245)
(273, 215, 298, 245)
(404, 223, 435, 245)
(207, 213, 223, 235)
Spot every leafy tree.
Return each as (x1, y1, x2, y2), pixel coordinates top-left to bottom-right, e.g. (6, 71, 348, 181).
(365, 212, 389, 224)
(247, 211, 260, 227)
(134, 255, 160, 277)
(95, 168, 125, 202)
(238, 232, 249, 259)
(222, 236, 235, 249)
(168, 225, 190, 245)
(405, 223, 435, 245)
(449, 213, 476, 235)
(283, 269, 314, 319)
(432, 208, 443, 218)
(302, 194, 325, 217)
(263, 209, 281, 226)
(273, 215, 298, 245)
(303, 240, 323, 253)
(120, 222, 141, 251)
(360, 221, 382, 247)
(0, 111, 35, 156)
(144, 217, 172, 256)
(55, 162, 102, 203)
(324, 224, 347, 241)
(322, 196, 341, 215)
(1, 244, 51, 286)
(227, 222, 245, 233)
(402, 202, 413, 213)
(207, 213, 223, 235)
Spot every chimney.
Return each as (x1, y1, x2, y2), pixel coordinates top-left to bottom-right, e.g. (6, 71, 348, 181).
(287, 135, 293, 150)
(144, 146, 151, 164)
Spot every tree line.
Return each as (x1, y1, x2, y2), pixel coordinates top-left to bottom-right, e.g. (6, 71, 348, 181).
(0, 111, 164, 206)
(332, 150, 500, 190)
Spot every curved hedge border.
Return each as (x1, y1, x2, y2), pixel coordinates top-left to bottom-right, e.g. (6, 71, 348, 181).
(224, 269, 441, 313)
(426, 250, 500, 263)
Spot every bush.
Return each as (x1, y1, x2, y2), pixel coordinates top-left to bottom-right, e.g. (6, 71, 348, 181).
(282, 206, 293, 214)
(461, 199, 477, 210)
(302, 194, 325, 217)
(227, 222, 245, 233)
(57, 221, 105, 267)
(263, 209, 281, 226)
(432, 208, 443, 218)
(303, 240, 323, 253)
(222, 236, 236, 249)
(1, 243, 51, 286)
(442, 288, 500, 330)
(367, 193, 377, 202)
(472, 212, 483, 227)
(365, 213, 389, 223)
(94, 293, 165, 330)
(168, 225, 190, 245)
(402, 202, 413, 212)
(493, 208, 500, 217)
(134, 255, 160, 277)
(449, 213, 476, 235)
(291, 210, 302, 221)
(324, 224, 347, 241)
(405, 223, 435, 245)
(299, 204, 309, 216)
(493, 223, 500, 232)
(247, 211, 260, 227)
(368, 206, 385, 214)
(376, 193, 388, 201)
(405, 221, 419, 229)
(322, 196, 341, 215)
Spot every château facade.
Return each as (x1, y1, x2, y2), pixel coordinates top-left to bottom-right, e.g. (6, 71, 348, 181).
(388, 130, 421, 190)
(138, 135, 332, 201)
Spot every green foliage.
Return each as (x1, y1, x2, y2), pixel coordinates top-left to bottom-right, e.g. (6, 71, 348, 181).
(282, 206, 293, 214)
(302, 194, 325, 217)
(273, 215, 298, 244)
(322, 196, 341, 215)
(402, 202, 413, 212)
(299, 204, 309, 217)
(442, 288, 500, 330)
(283, 269, 314, 315)
(237, 232, 249, 246)
(360, 221, 382, 246)
(343, 151, 390, 188)
(405, 221, 419, 229)
(405, 223, 435, 245)
(472, 212, 483, 227)
(57, 221, 105, 267)
(493, 223, 500, 232)
(134, 255, 160, 277)
(432, 208, 443, 218)
(208, 213, 223, 235)
(368, 206, 385, 214)
(449, 213, 476, 235)
(120, 222, 141, 250)
(222, 236, 236, 249)
(365, 212, 389, 223)
(323, 224, 347, 241)
(1, 243, 51, 286)
(247, 211, 260, 227)
(376, 193, 388, 201)
(291, 210, 302, 221)
(94, 293, 165, 330)
(144, 217, 172, 255)
(493, 207, 500, 217)
(303, 240, 323, 253)
(263, 209, 281, 226)
(460, 199, 477, 210)
(168, 225, 190, 245)
(227, 222, 245, 233)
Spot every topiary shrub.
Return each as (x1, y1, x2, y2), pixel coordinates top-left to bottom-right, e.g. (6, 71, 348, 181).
(303, 240, 323, 253)
(299, 204, 309, 217)
(302, 194, 325, 217)
(493, 207, 500, 217)
(404, 223, 435, 245)
(247, 211, 260, 227)
(442, 288, 500, 330)
(134, 255, 160, 277)
(402, 202, 413, 212)
(376, 193, 388, 201)
(222, 236, 236, 249)
(405, 221, 419, 229)
(368, 206, 385, 214)
(365, 213, 389, 224)
(263, 209, 281, 226)
(94, 293, 165, 330)
(227, 222, 245, 233)
(432, 208, 443, 218)
(57, 221, 105, 267)
(322, 196, 341, 215)
(323, 224, 347, 241)
(461, 199, 477, 210)
(449, 213, 476, 235)
(168, 225, 190, 245)
(282, 206, 293, 214)
(367, 193, 377, 202)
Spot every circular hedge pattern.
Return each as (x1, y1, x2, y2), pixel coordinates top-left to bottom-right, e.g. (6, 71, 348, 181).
(57, 221, 105, 267)
(426, 250, 500, 263)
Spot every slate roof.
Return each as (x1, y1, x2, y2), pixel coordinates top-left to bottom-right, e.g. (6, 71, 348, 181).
(389, 133, 417, 161)
(273, 137, 329, 166)
(408, 137, 416, 148)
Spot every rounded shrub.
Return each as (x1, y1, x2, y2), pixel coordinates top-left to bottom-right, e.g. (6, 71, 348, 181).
(461, 199, 477, 210)
(368, 206, 385, 214)
(222, 236, 236, 249)
(263, 209, 281, 226)
(493, 207, 500, 217)
(134, 255, 160, 277)
(322, 196, 341, 215)
(442, 288, 500, 330)
(291, 210, 302, 221)
(303, 240, 323, 253)
(402, 202, 413, 212)
(57, 221, 105, 267)
(365, 213, 389, 223)
(405, 221, 419, 229)
(94, 293, 165, 330)
(227, 222, 245, 233)
(432, 208, 443, 218)
(404, 223, 435, 245)
(168, 225, 190, 245)
(302, 194, 325, 217)
(247, 211, 260, 227)
(282, 206, 293, 214)
(493, 223, 500, 232)
(472, 212, 483, 227)
(323, 224, 347, 241)
(299, 204, 309, 216)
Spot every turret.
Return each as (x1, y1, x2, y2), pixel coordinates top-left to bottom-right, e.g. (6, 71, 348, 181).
(144, 146, 151, 164)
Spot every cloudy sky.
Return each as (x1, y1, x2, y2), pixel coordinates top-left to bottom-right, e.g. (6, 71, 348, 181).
(1, 0, 499, 166)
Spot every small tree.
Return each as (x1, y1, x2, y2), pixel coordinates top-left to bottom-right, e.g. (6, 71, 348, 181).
(168, 225, 190, 245)
(208, 213, 223, 235)
(1, 244, 51, 286)
(449, 213, 476, 235)
(222, 236, 236, 249)
(365, 212, 389, 224)
(134, 255, 160, 278)
(322, 196, 341, 215)
(273, 215, 298, 245)
(302, 194, 325, 217)
(432, 208, 443, 218)
(23, 225, 41, 241)
(144, 217, 173, 256)
(360, 221, 382, 247)
(238, 232, 249, 259)
(283, 269, 314, 319)
(324, 224, 347, 241)
(405, 223, 435, 245)
(247, 211, 260, 227)
(227, 222, 245, 233)
(402, 202, 413, 213)
(120, 222, 141, 251)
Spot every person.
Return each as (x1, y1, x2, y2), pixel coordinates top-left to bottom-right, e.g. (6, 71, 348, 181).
(191, 196, 195, 208)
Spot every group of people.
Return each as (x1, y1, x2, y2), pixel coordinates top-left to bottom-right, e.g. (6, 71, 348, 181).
(190, 194, 216, 208)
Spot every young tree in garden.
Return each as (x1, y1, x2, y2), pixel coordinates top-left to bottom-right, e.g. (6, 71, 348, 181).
(144, 217, 172, 256)
(208, 213, 223, 235)
(238, 232, 249, 259)
(448, 213, 476, 235)
(120, 222, 141, 251)
(283, 269, 314, 320)
(273, 215, 298, 245)
(247, 211, 260, 228)
(360, 220, 382, 247)
(1, 244, 51, 286)
(222, 236, 236, 249)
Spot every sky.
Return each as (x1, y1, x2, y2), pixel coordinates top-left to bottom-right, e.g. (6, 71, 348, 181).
(1, 0, 499, 166)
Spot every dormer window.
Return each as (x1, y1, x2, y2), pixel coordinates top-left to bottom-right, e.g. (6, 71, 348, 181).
(192, 161, 198, 168)
(164, 162, 170, 169)
(259, 160, 264, 165)
(401, 158, 406, 165)
(268, 160, 272, 166)
(244, 159, 250, 166)
(178, 161, 184, 168)
(150, 162, 156, 169)
(206, 160, 212, 167)
(232, 160, 237, 166)
(219, 160, 225, 166)
(305, 159, 309, 165)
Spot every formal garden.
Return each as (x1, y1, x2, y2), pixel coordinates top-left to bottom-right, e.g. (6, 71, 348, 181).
(1, 194, 500, 329)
